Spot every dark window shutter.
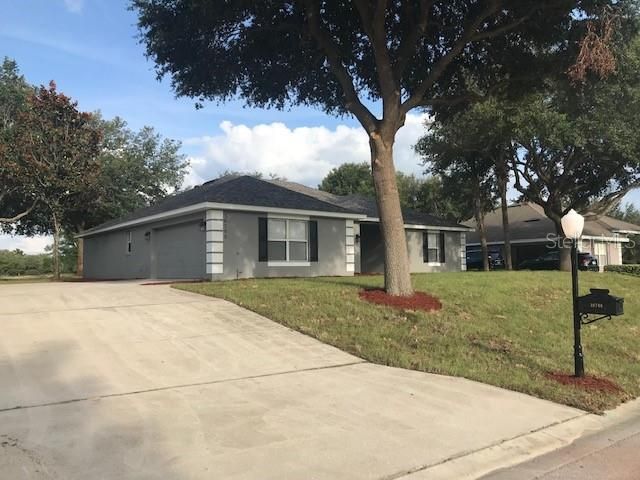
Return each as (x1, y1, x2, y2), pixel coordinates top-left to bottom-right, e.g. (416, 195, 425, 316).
(423, 232, 428, 263)
(309, 220, 318, 262)
(440, 232, 446, 263)
(258, 217, 268, 262)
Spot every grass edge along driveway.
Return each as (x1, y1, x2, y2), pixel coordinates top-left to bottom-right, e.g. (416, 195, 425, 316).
(176, 271, 640, 413)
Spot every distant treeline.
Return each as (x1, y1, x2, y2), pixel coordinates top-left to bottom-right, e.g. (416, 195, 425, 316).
(0, 249, 51, 276)
(0, 248, 75, 276)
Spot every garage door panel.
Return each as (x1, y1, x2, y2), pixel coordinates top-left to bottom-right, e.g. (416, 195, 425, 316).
(155, 222, 206, 279)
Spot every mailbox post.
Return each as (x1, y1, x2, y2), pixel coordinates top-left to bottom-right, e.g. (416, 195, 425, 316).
(561, 210, 586, 377)
(561, 210, 624, 378)
(570, 238, 585, 377)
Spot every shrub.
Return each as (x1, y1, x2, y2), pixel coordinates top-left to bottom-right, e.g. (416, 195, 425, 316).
(604, 264, 640, 276)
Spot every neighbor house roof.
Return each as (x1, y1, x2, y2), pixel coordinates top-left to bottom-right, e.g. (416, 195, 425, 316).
(80, 175, 469, 237)
(466, 203, 640, 245)
(267, 179, 467, 229)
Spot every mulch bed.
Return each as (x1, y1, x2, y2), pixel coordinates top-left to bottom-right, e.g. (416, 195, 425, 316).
(359, 288, 442, 312)
(545, 372, 623, 393)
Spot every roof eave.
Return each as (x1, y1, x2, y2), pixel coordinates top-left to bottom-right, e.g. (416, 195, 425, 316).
(361, 217, 472, 232)
(78, 202, 365, 238)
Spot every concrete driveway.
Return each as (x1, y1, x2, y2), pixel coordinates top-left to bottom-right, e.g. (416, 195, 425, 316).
(0, 281, 584, 479)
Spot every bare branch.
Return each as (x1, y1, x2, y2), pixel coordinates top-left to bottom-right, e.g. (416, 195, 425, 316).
(352, 0, 399, 116)
(394, 0, 435, 78)
(587, 181, 640, 216)
(0, 198, 38, 224)
(401, 1, 502, 113)
(471, 9, 538, 41)
(299, 0, 378, 133)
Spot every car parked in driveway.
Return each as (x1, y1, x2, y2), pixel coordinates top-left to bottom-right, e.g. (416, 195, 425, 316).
(466, 249, 505, 270)
(518, 250, 599, 271)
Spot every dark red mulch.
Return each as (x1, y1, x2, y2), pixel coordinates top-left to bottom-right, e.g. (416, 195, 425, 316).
(359, 288, 442, 312)
(545, 372, 624, 393)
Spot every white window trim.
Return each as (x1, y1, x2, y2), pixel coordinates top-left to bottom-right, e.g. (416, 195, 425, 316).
(424, 230, 443, 265)
(266, 217, 311, 266)
(267, 261, 312, 267)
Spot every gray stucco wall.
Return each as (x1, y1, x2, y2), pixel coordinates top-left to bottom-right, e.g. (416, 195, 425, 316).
(83, 227, 151, 280)
(219, 211, 350, 280)
(83, 213, 206, 280)
(359, 223, 463, 274)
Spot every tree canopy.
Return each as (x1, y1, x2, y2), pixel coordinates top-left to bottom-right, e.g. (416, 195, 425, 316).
(65, 115, 187, 233)
(0, 58, 188, 277)
(418, 30, 640, 270)
(0, 58, 37, 224)
(7, 82, 102, 278)
(132, 0, 621, 294)
(319, 162, 467, 220)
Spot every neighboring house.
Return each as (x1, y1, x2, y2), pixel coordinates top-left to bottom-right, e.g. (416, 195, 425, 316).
(466, 203, 640, 269)
(79, 175, 471, 280)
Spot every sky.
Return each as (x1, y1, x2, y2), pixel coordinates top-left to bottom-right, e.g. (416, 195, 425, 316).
(1, 0, 639, 253)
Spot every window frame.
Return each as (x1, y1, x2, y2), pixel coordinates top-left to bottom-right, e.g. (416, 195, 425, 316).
(423, 230, 445, 265)
(126, 231, 132, 255)
(267, 216, 311, 266)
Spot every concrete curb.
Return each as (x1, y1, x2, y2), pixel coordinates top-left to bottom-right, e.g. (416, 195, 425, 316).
(397, 398, 640, 480)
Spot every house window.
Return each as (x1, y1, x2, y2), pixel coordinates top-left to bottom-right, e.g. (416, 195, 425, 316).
(423, 231, 445, 264)
(267, 218, 309, 262)
(594, 241, 608, 266)
(126, 231, 132, 254)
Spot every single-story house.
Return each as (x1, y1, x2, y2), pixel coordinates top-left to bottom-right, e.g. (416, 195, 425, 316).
(79, 175, 472, 280)
(466, 202, 640, 269)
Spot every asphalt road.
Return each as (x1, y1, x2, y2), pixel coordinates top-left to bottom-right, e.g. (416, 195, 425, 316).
(481, 406, 640, 480)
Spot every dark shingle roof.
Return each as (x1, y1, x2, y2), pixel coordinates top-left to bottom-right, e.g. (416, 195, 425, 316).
(267, 180, 467, 229)
(82, 176, 354, 235)
(83, 175, 469, 235)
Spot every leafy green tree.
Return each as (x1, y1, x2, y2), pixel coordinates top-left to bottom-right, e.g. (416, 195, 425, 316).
(508, 41, 640, 270)
(8, 82, 101, 279)
(319, 163, 463, 219)
(319, 163, 375, 197)
(610, 202, 640, 264)
(416, 123, 498, 270)
(0, 58, 38, 225)
(65, 115, 187, 274)
(0, 249, 52, 276)
(420, 31, 640, 271)
(413, 176, 467, 222)
(132, 0, 605, 295)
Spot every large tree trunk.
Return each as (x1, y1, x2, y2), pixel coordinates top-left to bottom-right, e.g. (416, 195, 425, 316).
(496, 158, 513, 270)
(369, 134, 413, 296)
(474, 200, 490, 271)
(554, 220, 571, 272)
(76, 236, 84, 277)
(51, 211, 61, 281)
(75, 223, 85, 277)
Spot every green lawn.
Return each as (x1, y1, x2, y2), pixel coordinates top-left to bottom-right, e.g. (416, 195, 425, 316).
(176, 271, 640, 412)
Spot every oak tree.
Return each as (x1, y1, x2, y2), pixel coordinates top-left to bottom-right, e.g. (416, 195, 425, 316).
(132, 0, 601, 294)
(0, 58, 38, 224)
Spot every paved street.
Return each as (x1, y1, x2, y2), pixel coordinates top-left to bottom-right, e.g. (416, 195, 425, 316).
(481, 401, 640, 480)
(0, 281, 583, 479)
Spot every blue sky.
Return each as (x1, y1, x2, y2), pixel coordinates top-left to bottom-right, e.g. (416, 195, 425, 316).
(1, 0, 639, 252)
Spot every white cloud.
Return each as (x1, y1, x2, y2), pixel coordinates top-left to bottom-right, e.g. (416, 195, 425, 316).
(63, 0, 84, 13)
(0, 234, 51, 254)
(184, 113, 430, 188)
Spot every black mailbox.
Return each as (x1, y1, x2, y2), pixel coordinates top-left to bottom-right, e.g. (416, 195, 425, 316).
(578, 288, 624, 316)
